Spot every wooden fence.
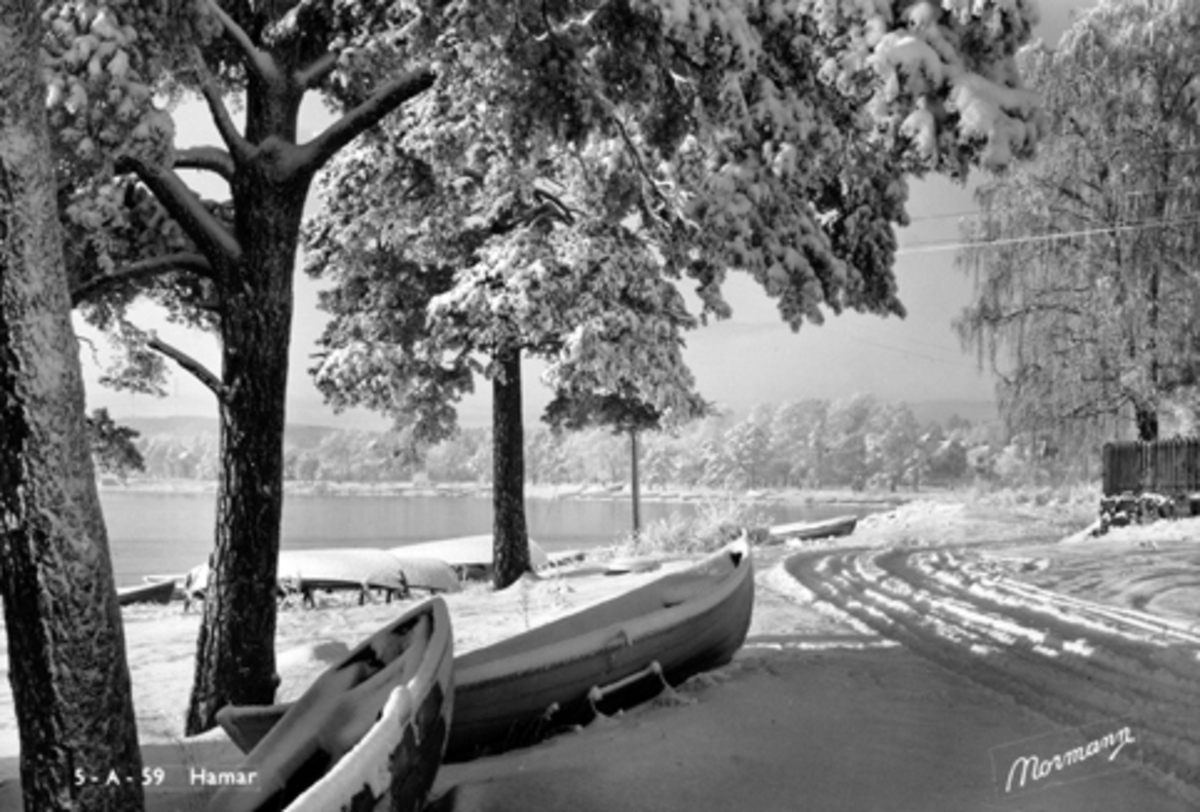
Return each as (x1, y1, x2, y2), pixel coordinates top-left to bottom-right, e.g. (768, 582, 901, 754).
(1102, 438, 1200, 496)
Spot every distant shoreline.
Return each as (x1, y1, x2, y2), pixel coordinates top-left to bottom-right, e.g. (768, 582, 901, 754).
(99, 478, 915, 508)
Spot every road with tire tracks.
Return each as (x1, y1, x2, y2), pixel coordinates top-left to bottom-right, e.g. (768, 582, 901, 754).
(784, 546, 1200, 805)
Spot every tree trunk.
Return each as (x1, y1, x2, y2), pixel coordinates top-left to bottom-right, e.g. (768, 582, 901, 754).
(185, 83, 307, 731)
(0, 5, 143, 808)
(185, 285, 293, 732)
(492, 346, 530, 589)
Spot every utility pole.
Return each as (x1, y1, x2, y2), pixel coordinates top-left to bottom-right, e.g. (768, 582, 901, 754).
(630, 428, 641, 537)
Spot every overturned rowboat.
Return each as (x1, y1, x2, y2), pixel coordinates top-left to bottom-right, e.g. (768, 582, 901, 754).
(117, 579, 176, 607)
(766, 515, 858, 544)
(186, 548, 461, 605)
(388, 534, 551, 580)
(208, 597, 453, 812)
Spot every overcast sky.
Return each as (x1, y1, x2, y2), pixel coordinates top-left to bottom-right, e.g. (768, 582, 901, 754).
(81, 1, 1095, 430)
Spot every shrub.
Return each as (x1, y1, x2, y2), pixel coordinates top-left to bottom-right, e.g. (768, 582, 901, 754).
(615, 497, 768, 556)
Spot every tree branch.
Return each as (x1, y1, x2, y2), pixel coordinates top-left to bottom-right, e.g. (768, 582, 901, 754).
(147, 336, 226, 401)
(295, 51, 338, 90)
(174, 146, 235, 182)
(76, 333, 102, 366)
(190, 46, 254, 165)
(71, 253, 214, 307)
(204, 0, 278, 85)
(294, 67, 436, 176)
(116, 155, 242, 272)
(587, 83, 686, 237)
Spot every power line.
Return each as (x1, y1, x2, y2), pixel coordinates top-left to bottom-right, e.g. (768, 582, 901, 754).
(904, 181, 1200, 226)
(842, 333, 980, 369)
(844, 320, 975, 356)
(898, 213, 1200, 256)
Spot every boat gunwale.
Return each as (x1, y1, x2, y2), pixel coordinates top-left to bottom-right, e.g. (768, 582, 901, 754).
(283, 596, 453, 811)
(116, 580, 176, 604)
(213, 597, 450, 811)
(455, 540, 752, 688)
(767, 515, 858, 539)
(450, 566, 753, 728)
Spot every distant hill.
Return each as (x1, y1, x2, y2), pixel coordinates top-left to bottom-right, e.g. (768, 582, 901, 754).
(121, 416, 361, 449)
(121, 416, 219, 438)
(120, 398, 1001, 445)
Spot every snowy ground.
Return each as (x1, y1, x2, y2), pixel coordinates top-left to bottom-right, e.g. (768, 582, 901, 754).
(785, 543, 1200, 807)
(1, 494, 1197, 811)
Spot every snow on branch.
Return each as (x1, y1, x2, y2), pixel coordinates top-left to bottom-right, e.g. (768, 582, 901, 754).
(296, 51, 339, 90)
(294, 67, 436, 176)
(174, 146, 236, 182)
(190, 45, 253, 165)
(946, 73, 1042, 167)
(864, 2, 1045, 169)
(203, 0, 278, 85)
(70, 253, 214, 307)
(116, 155, 242, 272)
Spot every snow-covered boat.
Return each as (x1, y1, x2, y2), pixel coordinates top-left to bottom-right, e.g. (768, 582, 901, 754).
(116, 579, 176, 606)
(445, 538, 753, 761)
(209, 597, 453, 812)
(766, 515, 858, 543)
(388, 534, 551, 580)
(185, 548, 460, 603)
(219, 541, 753, 763)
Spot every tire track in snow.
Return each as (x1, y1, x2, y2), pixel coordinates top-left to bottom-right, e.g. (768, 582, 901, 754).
(785, 548, 1200, 806)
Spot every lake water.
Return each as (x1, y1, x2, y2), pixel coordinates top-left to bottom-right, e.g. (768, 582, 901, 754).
(100, 489, 864, 586)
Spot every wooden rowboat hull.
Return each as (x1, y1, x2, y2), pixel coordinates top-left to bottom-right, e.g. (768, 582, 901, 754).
(387, 535, 551, 572)
(210, 597, 453, 812)
(117, 579, 176, 606)
(446, 539, 753, 762)
(187, 549, 461, 601)
(767, 515, 858, 543)
(285, 620, 453, 812)
(219, 703, 285, 757)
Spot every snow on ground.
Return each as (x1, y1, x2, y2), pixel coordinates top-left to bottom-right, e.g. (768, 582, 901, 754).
(785, 521, 1200, 808)
(1, 491, 1197, 811)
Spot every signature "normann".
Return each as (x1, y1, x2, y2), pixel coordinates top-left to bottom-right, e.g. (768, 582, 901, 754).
(1005, 726, 1136, 793)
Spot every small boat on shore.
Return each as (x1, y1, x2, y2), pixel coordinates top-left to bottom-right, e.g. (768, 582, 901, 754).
(117, 579, 176, 606)
(209, 597, 454, 812)
(766, 515, 858, 544)
(220, 540, 754, 764)
(603, 556, 664, 575)
(388, 535, 550, 581)
(185, 548, 460, 604)
(445, 538, 753, 761)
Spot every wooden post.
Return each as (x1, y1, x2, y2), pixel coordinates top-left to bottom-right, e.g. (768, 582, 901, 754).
(630, 428, 641, 538)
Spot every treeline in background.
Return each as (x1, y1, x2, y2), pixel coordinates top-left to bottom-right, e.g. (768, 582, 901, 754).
(96, 394, 1101, 492)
